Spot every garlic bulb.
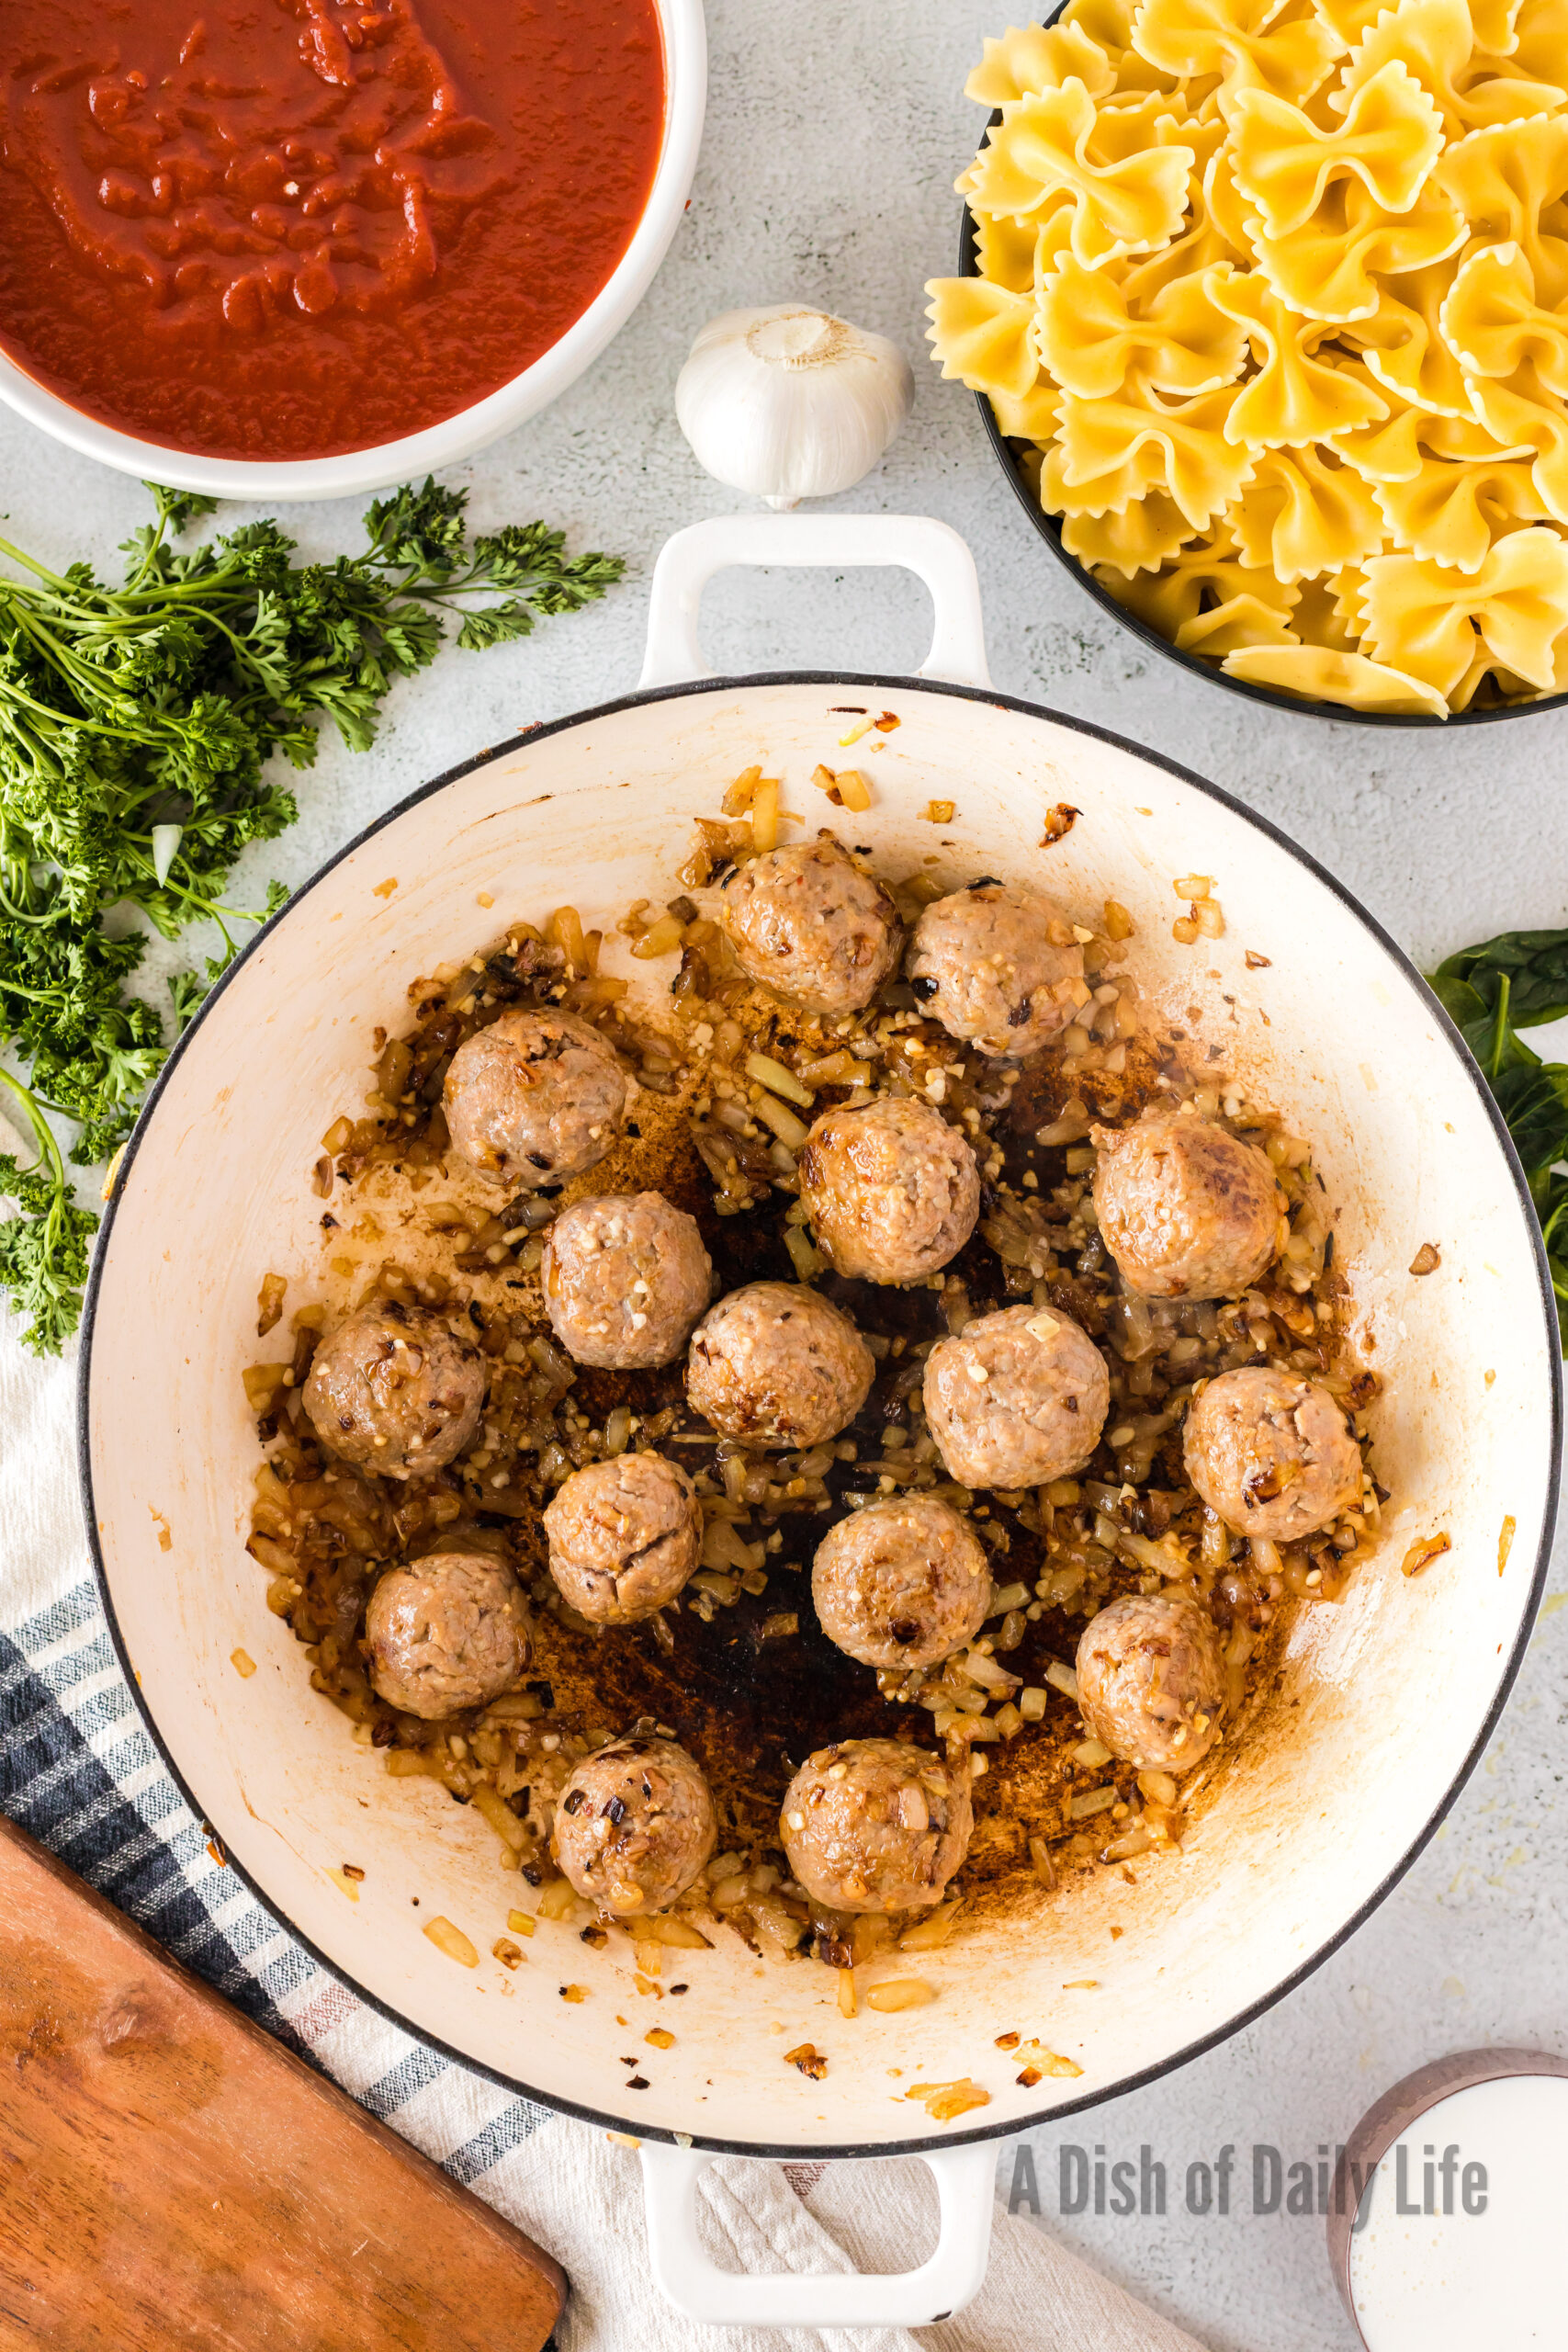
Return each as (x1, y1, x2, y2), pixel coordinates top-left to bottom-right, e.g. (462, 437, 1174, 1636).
(675, 305, 913, 509)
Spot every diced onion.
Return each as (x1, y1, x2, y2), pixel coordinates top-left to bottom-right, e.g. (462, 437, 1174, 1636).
(745, 1051, 814, 1106)
(864, 1978, 933, 2011)
(423, 1916, 479, 1967)
(753, 1092, 808, 1149)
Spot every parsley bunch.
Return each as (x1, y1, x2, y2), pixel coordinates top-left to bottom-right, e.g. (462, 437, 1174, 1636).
(0, 479, 623, 1353)
(1428, 928, 1568, 1345)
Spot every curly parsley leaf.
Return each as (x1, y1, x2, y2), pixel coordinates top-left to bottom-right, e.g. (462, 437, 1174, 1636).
(0, 1076, 97, 1354)
(0, 479, 624, 1351)
(363, 480, 471, 577)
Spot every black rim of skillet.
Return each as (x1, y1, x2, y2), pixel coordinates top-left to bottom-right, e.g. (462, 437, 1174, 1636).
(77, 669, 1562, 2159)
(956, 121, 1568, 730)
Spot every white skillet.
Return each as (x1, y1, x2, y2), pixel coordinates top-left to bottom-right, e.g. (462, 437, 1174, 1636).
(80, 514, 1560, 2327)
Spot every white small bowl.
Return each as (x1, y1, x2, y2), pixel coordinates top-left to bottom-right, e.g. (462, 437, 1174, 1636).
(0, 0, 706, 503)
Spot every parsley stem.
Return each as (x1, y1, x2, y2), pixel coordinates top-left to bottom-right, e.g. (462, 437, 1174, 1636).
(0, 1067, 63, 1187)
(0, 649, 169, 744)
(0, 535, 79, 595)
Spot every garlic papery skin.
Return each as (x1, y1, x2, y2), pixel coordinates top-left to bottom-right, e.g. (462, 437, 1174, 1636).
(675, 305, 914, 510)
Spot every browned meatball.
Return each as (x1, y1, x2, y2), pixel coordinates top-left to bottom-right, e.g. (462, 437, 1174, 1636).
(722, 835, 900, 1015)
(365, 1552, 527, 1719)
(552, 1736, 716, 1916)
(443, 1008, 626, 1189)
(1076, 1593, 1226, 1773)
(908, 880, 1085, 1056)
(541, 1192, 712, 1369)
(1092, 1113, 1279, 1300)
(543, 1453, 702, 1624)
(780, 1739, 972, 1914)
(812, 1498, 991, 1670)
(923, 1304, 1109, 1489)
(686, 1282, 874, 1447)
(302, 1304, 484, 1479)
(798, 1096, 979, 1285)
(1184, 1367, 1362, 1541)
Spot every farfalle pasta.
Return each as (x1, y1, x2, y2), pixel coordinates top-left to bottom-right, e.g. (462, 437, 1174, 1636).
(1228, 63, 1445, 238)
(1328, 0, 1566, 134)
(1346, 259, 1477, 412)
(927, 276, 1042, 399)
(929, 0, 1568, 715)
(1047, 378, 1258, 527)
(1230, 442, 1388, 575)
(1359, 526, 1568, 688)
(1131, 0, 1345, 103)
(1035, 252, 1247, 393)
(963, 82, 1196, 266)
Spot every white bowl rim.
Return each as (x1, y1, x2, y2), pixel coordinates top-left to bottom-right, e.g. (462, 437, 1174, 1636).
(0, 0, 707, 502)
(75, 668, 1564, 2156)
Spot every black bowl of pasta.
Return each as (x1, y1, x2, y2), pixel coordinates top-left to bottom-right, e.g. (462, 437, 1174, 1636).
(937, 2, 1568, 729)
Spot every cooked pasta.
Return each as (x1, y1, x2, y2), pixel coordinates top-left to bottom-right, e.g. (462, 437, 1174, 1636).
(930, 0, 1568, 715)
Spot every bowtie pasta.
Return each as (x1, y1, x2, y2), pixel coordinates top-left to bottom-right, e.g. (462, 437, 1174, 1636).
(929, 0, 1568, 716)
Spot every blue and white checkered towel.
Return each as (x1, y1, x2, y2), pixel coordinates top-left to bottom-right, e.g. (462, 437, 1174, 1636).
(0, 1321, 1205, 2352)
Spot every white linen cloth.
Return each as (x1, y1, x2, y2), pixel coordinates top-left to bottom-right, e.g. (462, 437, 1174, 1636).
(0, 1325, 1207, 2352)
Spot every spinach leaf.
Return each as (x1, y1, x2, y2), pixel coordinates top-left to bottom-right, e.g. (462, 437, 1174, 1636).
(1431, 931, 1568, 1346)
(1431, 928, 1568, 1037)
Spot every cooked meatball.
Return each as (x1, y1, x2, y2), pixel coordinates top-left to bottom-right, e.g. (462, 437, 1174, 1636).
(812, 1498, 991, 1670)
(302, 1303, 484, 1478)
(541, 1192, 712, 1369)
(1076, 1593, 1226, 1773)
(686, 1282, 874, 1447)
(781, 1738, 973, 1914)
(721, 835, 900, 1016)
(552, 1736, 716, 1916)
(1092, 1113, 1279, 1300)
(908, 880, 1085, 1056)
(1183, 1366, 1362, 1541)
(543, 1453, 702, 1624)
(365, 1552, 527, 1719)
(798, 1096, 979, 1285)
(923, 1304, 1109, 1490)
(443, 1008, 626, 1189)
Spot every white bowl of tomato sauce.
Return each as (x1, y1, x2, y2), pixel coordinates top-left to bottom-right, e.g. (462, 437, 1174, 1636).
(0, 0, 705, 498)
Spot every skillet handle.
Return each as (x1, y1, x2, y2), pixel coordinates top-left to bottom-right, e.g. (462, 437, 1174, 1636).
(637, 512, 992, 691)
(637, 2140, 996, 2329)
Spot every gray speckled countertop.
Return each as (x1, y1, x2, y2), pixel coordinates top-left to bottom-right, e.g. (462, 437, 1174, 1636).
(4, 5, 1564, 2346)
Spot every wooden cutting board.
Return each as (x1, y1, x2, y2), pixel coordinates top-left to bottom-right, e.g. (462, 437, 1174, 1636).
(0, 1816, 565, 2351)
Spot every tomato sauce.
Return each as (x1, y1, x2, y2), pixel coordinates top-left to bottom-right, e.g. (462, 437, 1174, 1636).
(0, 0, 665, 459)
